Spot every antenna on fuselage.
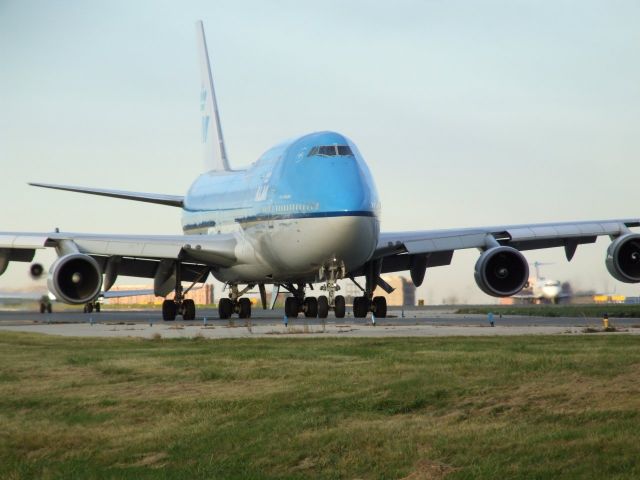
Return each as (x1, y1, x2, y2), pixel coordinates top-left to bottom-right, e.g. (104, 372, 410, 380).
(195, 20, 230, 171)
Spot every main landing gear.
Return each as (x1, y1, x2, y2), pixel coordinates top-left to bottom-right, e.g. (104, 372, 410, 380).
(352, 295, 387, 318)
(161, 263, 198, 321)
(218, 284, 255, 320)
(279, 281, 346, 319)
(83, 302, 101, 313)
(349, 260, 388, 319)
(162, 297, 195, 321)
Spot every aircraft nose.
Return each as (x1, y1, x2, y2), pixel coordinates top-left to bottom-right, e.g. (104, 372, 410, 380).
(306, 157, 374, 214)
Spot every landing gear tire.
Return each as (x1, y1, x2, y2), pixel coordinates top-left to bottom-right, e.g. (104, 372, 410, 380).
(162, 299, 177, 321)
(238, 298, 252, 319)
(46, 303, 52, 314)
(183, 299, 196, 320)
(304, 297, 318, 318)
(218, 298, 233, 319)
(40, 303, 46, 314)
(95, 303, 101, 313)
(372, 296, 387, 318)
(83, 303, 94, 314)
(285, 297, 299, 318)
(334, 295, 346, 318)
(353, 296, 369, 318)
(317, 296, 329, 318)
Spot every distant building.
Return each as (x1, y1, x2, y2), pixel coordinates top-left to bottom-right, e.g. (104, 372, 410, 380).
(106, 284, 214, 305)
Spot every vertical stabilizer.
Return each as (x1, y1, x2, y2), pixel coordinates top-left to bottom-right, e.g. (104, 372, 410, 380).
(195, 20, 230, 171)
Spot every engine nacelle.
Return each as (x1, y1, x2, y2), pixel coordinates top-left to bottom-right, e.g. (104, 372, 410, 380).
(47, 254, 103, 304)
(474, 246, 529, 297)
(606, 234, 640, 283)
(30, 263, 44, 279)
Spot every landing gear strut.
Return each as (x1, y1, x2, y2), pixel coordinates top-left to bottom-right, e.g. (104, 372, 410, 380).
(218, 284, 255, 319)
(318, 261, 346, 318)
(350, 261, 387, 319)
(162, 263, 198, 321)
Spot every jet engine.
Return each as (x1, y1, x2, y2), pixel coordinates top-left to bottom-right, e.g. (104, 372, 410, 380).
(47, 254, 103, 304)
(606, 233, 640, 283)
(474, 246, 529, 297)
(30, 263, 44, 279)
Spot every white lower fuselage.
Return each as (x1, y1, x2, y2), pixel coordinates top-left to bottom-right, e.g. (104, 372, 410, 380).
(207, 215, 378, 283)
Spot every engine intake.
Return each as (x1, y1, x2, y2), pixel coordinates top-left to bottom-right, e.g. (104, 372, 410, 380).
(47, 254, 103, 304)
(606, 233, 640, 283)
(30, 263, 44, 279)
(474, 246, 529, 297)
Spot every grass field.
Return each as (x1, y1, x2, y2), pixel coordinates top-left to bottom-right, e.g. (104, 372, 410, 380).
(1, 332, 639, 479)
(456, 304, 640, 319)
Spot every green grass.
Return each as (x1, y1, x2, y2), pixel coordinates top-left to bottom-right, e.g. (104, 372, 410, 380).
(456, 304, 640, 318)
(1, 333, 639, 479)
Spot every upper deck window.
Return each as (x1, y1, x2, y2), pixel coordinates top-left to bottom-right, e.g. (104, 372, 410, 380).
(307, 145, 354, 157)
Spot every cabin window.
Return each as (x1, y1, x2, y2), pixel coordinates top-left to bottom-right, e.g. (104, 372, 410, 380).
(307, 145, 354, 157)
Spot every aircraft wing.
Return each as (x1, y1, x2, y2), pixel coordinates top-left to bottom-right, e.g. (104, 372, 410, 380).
(100, 289, 156, 299)
(0, 291, 51, 303)
(29, 183, 184, 208)
(372, 218, 640, 275)
(0, 231, 237, 291)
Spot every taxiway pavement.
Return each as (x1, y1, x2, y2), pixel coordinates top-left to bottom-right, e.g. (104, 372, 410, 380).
(0, 308, 637, 339)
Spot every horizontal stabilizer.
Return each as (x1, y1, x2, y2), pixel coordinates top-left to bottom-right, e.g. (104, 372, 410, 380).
(29, 182, 184, 208)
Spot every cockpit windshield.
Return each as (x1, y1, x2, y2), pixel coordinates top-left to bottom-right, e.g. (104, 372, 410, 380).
(308, 145, 354, 157)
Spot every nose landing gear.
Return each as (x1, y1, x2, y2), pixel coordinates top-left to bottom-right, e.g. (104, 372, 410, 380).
(316, 261, 346, 318)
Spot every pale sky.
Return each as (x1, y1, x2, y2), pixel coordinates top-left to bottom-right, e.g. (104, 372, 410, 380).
(1, 0, 639, 303)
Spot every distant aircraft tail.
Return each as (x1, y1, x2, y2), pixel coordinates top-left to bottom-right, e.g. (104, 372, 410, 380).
(195, 20, 230, 172)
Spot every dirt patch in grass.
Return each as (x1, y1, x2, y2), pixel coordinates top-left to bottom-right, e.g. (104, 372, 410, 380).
(130, 451, 168, 468)
(400, 459, 459, 479)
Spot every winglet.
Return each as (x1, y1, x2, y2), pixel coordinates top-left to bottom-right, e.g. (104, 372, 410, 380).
(195, 20, 230, 171)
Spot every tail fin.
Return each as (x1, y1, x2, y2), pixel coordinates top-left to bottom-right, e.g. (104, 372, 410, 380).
(195, 20, 230, 171)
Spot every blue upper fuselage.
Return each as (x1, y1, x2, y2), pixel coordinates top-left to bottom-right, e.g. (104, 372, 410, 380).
(181, 131, 381, 234)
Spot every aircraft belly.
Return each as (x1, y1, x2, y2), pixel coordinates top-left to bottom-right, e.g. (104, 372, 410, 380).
(213, 216, 378, 283)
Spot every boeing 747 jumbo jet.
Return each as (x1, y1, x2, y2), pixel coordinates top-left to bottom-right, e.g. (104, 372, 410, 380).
(1, 21, 640, 321)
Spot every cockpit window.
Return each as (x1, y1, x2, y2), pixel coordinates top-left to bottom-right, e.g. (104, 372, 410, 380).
(307, 145, 354, 157)
(318, 146, 336, 155)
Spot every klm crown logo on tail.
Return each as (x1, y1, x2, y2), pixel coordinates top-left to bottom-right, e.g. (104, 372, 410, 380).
(200, 87, 209, 143)
(195, 20, 230, 172)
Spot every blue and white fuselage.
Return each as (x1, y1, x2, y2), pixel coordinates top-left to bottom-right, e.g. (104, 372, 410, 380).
(181, 131, 380, 283)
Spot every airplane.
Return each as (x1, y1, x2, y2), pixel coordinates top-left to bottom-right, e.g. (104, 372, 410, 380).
(0, 262, 157, 313)
(0, 290, 55, 314)
(516, 262, 568, 304)
(1, 21, 640, 322)
(0, 262, 54, 313)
